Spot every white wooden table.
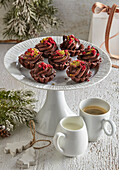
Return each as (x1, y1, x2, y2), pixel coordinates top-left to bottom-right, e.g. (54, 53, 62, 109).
(0, 44, 119, 170)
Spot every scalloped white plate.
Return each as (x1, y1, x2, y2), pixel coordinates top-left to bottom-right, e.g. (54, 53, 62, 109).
(4, 36, 111, 91)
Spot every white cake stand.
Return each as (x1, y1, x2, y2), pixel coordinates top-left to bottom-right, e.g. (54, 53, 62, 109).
(4, 36, 111, 136)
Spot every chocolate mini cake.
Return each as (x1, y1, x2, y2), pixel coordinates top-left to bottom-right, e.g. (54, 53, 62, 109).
(48, 50, 71, 70)
(35, 37, 58, 58)
(66, 60, 91, 83)
(77, 46, 102, 69)
(60, 35, 84, 57)
(19, 48, 44, 69)
(30, 62, 56, 83)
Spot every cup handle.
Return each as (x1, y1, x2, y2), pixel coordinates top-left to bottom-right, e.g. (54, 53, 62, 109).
(102, 119, 116, 136)
(53, 132, 65, 154)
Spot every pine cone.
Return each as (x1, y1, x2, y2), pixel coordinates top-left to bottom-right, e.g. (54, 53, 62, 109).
(0, 125, 10, 138)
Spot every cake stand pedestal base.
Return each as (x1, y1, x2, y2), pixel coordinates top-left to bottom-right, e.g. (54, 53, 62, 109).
(36, 90, 76, 136)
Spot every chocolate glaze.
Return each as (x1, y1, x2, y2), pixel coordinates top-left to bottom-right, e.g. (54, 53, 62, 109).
(30, 62, 56, 83)
(35, 37, 58, 58)
(66, 60, 92, 83)
(60, 35, 84, 57)
(77, 46, 102, 69)
(48, 50, 72, 70)
(19, 48, 44, 69)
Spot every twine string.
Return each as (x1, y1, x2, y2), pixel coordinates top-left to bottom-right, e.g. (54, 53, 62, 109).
(29, 120, 51, 149)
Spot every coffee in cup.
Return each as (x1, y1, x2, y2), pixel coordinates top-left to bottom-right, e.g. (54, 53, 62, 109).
(79, 98, 116, 142)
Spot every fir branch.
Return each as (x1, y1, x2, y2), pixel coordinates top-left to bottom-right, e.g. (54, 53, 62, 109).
(0, 90, 37, 132)
(1, 0, 62, 40)
(0, 0, 11, 8)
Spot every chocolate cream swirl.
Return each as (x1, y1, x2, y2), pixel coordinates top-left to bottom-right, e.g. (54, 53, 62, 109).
(60, 35, 84, 57)
(77, 46, 102, 69)
(66, 60, 92, 83)
(48, 50, 72, 70)
(19, 48, 44, 69)
(35, 37, 58, 58)
(30, 62, 56, 83)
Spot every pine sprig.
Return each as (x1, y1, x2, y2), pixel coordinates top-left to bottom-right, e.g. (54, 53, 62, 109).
(0, 0, 62, 40)
(0, 0, 10, 8)
(0, 90, 37, 135)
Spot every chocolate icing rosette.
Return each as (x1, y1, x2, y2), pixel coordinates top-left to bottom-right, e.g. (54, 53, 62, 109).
(77, 46, 102, 69)
(19, 48, 44, 69)
(35, 37, 58, 58)
(60, 35, 84, 57)
(30, 62, 56, 83)
(66, 60, 92, 83)
(48, 50, 72, 70)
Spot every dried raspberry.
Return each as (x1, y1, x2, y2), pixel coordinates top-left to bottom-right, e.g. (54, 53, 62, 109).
(30, 53, 34, 57)
(48, 37, 53, 41)
(97, 53, 100, 56)
(75, 38, 79, 42)
(41, 62, 45, 66)
(88, 45, 91, 49)
(92, 47, 95, 49)
(82, 51, 86, 55)
(69, 35, 75, 38)
(82, 65, 86, 71)
(56, 51, 61, 56)
(80, 61, 85, 64)
(92, 50, 96, 55)
(77, 59, 81, 62)
(28, 48, 31, 52)
(48, 64, 53, 68)
(65, 50, 68, 53)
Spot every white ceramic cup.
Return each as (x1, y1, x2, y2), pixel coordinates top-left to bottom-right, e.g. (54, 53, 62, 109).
(79, 98, 116, 142)
(53, 116, 88, 157)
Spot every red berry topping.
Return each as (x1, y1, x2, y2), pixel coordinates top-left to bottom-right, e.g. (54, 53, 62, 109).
(28, 48, 31, 52)
(97, 53, 99, 56)
(92, 47, 95, 49)
(30, 53, 34, 57)
(75, 38, 79, 42)
(39, 62, 53, 69)
(82, 65, 86, 71)
(82, 51, 86, 55)
(88, 45, 91, 49)
(92, 50, 96, 55)
(39, 65, 42, 68)
(80, 61, 85, 64)
(70, 35, 75, 38)
(41, 62, 44, 66)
